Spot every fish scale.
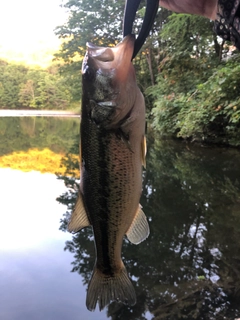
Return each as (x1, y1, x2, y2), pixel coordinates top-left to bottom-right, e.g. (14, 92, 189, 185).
(82, 126, 136, 267)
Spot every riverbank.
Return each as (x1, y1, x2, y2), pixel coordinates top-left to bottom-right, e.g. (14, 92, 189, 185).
(0, 110, 80, 117)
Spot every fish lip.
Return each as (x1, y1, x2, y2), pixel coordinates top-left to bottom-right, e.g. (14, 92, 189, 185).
(86, 35, 135, 67)
(86, 44, 115, 62)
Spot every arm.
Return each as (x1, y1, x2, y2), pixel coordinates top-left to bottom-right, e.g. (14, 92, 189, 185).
(160, 0, 218, 20)
(160, 0, 240, 50)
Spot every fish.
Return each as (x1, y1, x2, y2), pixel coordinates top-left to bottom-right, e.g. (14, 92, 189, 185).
(68, 34, 149, 311)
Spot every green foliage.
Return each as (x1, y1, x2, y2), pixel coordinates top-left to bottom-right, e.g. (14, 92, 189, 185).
(150, 55, 240, 145)
(0, 60, 75, 110)
(0, 62, 28, 109)
(177, 57, 240, 145)
(148, 12, 240, 146)
(161, 14, 216, 56)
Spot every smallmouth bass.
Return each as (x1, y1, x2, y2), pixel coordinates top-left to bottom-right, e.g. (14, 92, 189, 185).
(68, 35, 149, 311)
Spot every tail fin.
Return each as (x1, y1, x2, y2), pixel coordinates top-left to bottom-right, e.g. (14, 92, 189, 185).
(86, 264, 136, 311)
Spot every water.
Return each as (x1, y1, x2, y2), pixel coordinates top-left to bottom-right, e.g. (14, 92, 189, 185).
(1, 117, 240, 320)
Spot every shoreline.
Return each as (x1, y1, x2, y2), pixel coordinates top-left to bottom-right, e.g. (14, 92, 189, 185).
(0, 110, 80, 117)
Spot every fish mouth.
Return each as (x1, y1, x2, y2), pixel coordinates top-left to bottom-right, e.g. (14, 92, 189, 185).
(86, 44, 115, 62)
(85, 35, 135, 71)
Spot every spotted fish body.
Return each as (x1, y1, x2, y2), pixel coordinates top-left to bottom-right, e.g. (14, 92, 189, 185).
(68, 35, 149, 311)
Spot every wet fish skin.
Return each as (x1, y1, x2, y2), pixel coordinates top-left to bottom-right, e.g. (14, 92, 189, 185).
(68, 35, 149, 311)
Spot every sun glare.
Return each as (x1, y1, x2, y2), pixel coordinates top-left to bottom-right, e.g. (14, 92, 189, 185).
(0, 0, 68, 65)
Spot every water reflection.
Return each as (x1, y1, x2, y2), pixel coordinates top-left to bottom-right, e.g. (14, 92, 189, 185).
(0, 117, 107, 320)
(0, 117, 80, 173)
(0, 117, 79, 156)
(58, 134, 240, 319)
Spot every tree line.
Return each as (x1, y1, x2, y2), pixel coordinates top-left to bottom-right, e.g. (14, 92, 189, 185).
(0, 60, 77, 110)
(54, 0, 240, 146)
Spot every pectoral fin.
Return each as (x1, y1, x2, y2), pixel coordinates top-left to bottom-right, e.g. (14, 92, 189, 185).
(116, 128, 133, 153)
(68, 191, 91, 233)
(126, 205, 150, 244)
(141, 136, 147, 168)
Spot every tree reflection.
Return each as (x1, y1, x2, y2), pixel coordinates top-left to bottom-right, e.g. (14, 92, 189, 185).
(0, 117, 79, 156)
(57, 133, 240, 319)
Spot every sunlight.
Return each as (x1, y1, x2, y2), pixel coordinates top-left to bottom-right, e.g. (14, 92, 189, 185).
(0, 0, 68, 65)
(0, 168, 71, 251)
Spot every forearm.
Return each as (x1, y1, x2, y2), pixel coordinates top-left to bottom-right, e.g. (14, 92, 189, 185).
(159, 0, 240, 50)
(160, 0, 218, 20)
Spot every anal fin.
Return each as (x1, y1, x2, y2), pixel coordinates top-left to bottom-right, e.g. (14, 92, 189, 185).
(126, 205, 150, 245)
(68, 191, 91, 233)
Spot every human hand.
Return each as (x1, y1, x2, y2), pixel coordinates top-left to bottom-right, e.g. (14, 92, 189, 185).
(160, 0, 218, 20)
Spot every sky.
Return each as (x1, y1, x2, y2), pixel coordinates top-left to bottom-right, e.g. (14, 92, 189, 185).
(0, 0, 69, 64)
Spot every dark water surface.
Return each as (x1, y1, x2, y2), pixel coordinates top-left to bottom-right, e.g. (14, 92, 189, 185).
(1, 117, 240, 320)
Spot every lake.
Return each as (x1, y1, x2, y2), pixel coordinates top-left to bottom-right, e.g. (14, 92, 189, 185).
(1, 117, 240, 320)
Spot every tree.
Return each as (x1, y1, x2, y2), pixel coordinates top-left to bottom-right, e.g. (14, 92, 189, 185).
(147, 12, 240, 145)
(0, 60, 74, 110)
(18, 79, 36, 108)
(0, 63, 28, 108)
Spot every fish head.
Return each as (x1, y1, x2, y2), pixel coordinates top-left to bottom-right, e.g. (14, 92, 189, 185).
(82, 35, 138, 128)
